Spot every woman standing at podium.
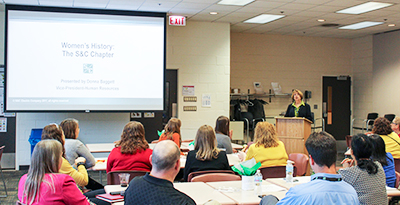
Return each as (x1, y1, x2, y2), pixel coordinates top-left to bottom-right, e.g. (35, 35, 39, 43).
(284, 89, 313, 122)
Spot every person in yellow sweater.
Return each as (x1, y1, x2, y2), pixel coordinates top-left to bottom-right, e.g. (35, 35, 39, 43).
(372, 117, 400, 159)
(41, 124, 89, 187)
(243, 122, 288, 167)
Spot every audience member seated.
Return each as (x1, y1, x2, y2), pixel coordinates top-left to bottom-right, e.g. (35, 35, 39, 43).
(391, 117, 400, 136)
(41, 124, 89, 187)
(61, 118, 96, 168)
(60, 118, 103, 190)
(215, 116, 234, 154)
(18, 140, 92, 205)
(259, 131, 359, 205)
(370, 134, 396, 188)
(372, 117, 400, 158)
(183, 125, 230, 182)
(124, 140, 195, 205)
(242, 122, 288, 167)
(107, 121, 152, 173)
(158, 118, 182, 147)
(340, 133, 387, 205)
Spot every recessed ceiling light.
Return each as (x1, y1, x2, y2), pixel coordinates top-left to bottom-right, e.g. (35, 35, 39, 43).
(244, 14, 285, 24)
(388, 24, 395, 27)
(339, 21, 384, 30)
(317, 19, 326, 22)
(217, 0, 255, 6)
(210, 12, 218, 15)
(336, 2, 393, 15)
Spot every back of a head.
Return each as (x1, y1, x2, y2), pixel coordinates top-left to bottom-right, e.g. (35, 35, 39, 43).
(370, 134, 387, 166)
(164, 118, 181, 134)
(215, 116, 229, 136)
(25, 140, 63, 205)
(60, 118, 79, 139)
(305, 131, 336, 168)
(152, 140, 180, 172)
(41, 124, 65, 147)
(194, 125, 219, 161)
(254, 122, 279, 148)
(372, 117, 392, 135)
(351, 134, 378, 174)
(118, 121, 149, 154)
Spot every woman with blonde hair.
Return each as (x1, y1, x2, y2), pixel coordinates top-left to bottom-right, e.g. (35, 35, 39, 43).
(284, 89, 313, 122)
(18, 140, 91, 205)
(183, 125, 230, 181)
(107, 121, 152, 173)
(244, 122, 288, 167)
(159, 118, 182, 147)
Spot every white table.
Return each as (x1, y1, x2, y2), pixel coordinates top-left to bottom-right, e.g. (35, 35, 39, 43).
(206, 180, 287, 205)
(86, 143, 115, 153)
(174, 182, 236, 205)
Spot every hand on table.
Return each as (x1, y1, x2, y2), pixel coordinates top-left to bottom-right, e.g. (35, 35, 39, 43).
(238, 151, 246, 162)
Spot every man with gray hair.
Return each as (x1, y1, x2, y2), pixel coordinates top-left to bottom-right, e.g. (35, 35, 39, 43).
(124, 140, 195, 205)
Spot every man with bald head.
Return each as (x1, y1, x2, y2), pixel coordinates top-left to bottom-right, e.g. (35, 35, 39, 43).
(124, 140, 195, 205)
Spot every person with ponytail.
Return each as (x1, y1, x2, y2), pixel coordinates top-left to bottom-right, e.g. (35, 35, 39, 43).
(18, 140, 91, 205)
(340, 133, 387, 205)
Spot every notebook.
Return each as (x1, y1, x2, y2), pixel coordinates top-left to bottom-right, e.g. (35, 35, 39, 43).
(96, 193, 124, 203)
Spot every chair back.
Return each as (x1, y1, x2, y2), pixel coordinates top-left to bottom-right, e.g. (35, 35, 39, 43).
(396, 171, 400, 189)
(394, 159, 400, 173)
(366, 113, 379, 126)
(384, 114, 396, 123)
(187, 170, 236, 182)
(259, 166, 297, 179)
(0, 146, 4, 161)
(288, 153, 309, 176)
(191, 173, 241, 182)
(107, 170, 148, 185)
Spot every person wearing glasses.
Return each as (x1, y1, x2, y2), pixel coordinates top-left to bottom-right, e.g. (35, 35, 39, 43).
(391, 117, 400, 136)
(372, 117, 400, 158)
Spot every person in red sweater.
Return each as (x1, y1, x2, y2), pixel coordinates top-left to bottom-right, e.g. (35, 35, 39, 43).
(107, 121, 152, 173)
(159, 118, 182, 147)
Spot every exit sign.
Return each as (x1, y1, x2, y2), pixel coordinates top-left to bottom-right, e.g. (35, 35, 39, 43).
(169, 16, 186, 26)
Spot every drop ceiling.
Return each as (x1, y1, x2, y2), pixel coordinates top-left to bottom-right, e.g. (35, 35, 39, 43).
(1, 0, 400, 38)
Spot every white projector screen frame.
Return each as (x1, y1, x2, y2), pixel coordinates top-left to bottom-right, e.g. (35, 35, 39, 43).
(5, 5, 166, 112)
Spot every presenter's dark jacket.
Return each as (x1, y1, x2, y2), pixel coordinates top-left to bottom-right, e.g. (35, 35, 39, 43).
(284, 102, 313, 123)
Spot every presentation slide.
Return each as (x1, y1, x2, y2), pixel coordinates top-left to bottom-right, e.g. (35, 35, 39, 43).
(6, 6, 165, 111)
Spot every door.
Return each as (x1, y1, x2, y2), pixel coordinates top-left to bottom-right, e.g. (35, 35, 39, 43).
(164, 69, 178, 124)
(323, 76, 351, 140)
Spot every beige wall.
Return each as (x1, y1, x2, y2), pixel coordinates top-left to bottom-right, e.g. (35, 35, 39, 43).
(167, 21, 230, 139)
(230, 33, 352, 123)
(351, 36, 374, 119)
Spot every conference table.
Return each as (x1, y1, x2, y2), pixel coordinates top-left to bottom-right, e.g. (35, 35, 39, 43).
(86, 142, 244, 153)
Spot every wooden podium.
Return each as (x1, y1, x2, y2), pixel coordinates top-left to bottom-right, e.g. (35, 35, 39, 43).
(275, 117, 312, 155)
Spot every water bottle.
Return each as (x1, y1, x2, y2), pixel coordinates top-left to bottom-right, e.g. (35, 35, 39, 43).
(286, 160, 294, 183)
(254, 170, 263, 196)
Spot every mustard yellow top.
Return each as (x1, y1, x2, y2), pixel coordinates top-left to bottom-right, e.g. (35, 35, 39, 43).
(245, 141, 288, 168)
(59, 157, 88, 187)
(380, 132, 400, 159)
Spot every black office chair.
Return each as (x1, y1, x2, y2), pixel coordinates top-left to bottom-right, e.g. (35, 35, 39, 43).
(351, 112, 378, 135)
(384, 114, 396, 123)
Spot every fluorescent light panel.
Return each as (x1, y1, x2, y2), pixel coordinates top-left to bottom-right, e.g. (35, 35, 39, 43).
(339, 21, 384, 30)
(336, 2, 393, 14)
(244, 14, 285, 24)
(217, 0, 255, 6)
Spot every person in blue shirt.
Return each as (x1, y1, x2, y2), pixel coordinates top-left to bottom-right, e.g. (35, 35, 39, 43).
(370, 134, 396, 188)
(260, 131, 359, 205)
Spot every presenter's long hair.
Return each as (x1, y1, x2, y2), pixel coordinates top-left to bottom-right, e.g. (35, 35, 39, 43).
(23, 140, 63, 205)
(254, 122, 279, 148)
(117, 121, 149, 154)
(60, 118, 79, 139)
(41, 124, 66, 158)
(195, 125, 220, 161)
(351, 134, 378, 174)
(164, 118, 181, 146)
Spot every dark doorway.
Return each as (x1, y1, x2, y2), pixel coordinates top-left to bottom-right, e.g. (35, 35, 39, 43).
(164, 69, 178, 124)
(323, 76, 351, 140)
